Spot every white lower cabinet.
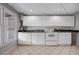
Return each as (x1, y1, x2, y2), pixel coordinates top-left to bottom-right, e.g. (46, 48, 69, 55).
(32, 33, 45, 45)
(18, 32, 32, 45)
(18, 32, 71, 45)
(58, 32, 71, 45)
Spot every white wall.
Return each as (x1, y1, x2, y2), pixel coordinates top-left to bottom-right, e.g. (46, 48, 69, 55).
(74, 13, 79, 45)
(75, 13, 79, 30)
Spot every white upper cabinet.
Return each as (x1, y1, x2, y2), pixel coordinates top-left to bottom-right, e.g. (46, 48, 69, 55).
(23, 16, 74, 27)
(40, 16, 50, 26)
(50, 16, 74, 26)
(23, 16, 50, 26)
(23, 16, 41, 26)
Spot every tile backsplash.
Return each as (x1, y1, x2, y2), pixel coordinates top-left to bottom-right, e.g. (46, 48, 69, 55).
(23, 26, 75, 30)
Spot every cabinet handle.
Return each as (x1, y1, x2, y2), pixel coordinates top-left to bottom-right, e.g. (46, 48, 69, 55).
(48, 35, 55, 37)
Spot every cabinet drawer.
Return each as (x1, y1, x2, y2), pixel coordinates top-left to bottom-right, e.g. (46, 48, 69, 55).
(46, 42, 57, 45)
(46, 40, 57, 45)
(46, 40, 57, 42)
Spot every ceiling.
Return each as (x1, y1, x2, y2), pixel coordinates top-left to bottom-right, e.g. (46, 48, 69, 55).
(8, 3, 79, 15)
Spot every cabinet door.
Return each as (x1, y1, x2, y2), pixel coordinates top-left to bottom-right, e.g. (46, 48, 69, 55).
(23, 16, 33, 26)
(32, 33, 45, 45)
(23, 16, 41, 26)
(50, 16, 74, 26)
(58, 33, 71, 45)
(58, 33, 65, 45)
(40, 16, 50, 26)
(23, 16, 50, 26)
(18, 33, 32, 45)
(50, 16, 54, 26)
(64, 33, 71, 44)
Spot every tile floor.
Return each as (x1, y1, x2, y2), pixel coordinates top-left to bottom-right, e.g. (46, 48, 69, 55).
(9, 45, 79, 55)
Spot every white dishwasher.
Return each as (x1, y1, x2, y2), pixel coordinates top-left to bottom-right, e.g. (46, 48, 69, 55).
(46, 32, 58, 45)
